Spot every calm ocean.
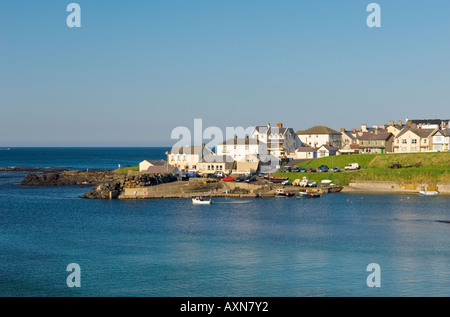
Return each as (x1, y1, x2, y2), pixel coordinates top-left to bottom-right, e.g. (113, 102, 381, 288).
(0, 148, 449, 297)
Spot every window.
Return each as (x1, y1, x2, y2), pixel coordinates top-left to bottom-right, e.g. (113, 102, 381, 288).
(374, 141, 378, 145)
(424, 139, 427, 144)
(411, 147, 417, 152)
(412, 139, 417, 144)
(402, 147, 407, 152)
(402, 139, 407, 144)
(245, 145, 249, 150)
(223, 146, 227, 153)
(182, 155, 186, 161)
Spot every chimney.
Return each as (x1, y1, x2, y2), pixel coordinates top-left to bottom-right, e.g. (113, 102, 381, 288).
(351, 128, 356, 132)
(375, 129, 379, 135)
(277, 122, 283, 128)
(361, 124, 367, 132)
(372, 124, 378, 129)
(326, 141, 330, 146)
(389, 120, 394, 126)
(397, 120, 402, 126)
(340, 128, 345, 133)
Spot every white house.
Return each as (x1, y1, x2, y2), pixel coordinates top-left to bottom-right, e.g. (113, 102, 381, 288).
(252, 122, 302, 159)
(216, 136, 267, 162)
(316, 144, 338, 158)
(197, 155, 235, 174)
(296, 126, 342, 149)
(294, 147, 317, 159)
(167, 145, 214, 171)
(430, 129, 450, 152)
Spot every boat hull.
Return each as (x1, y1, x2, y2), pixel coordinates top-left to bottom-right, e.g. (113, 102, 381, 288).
(296, 192, 320, 199)
(419, 191, 438, 196)
(192, 198, 212, 205)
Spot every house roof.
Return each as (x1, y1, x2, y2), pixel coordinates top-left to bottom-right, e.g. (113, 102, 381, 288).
(168, 145, 213, 155)
(295, 146, 317, 152)
(342, 131, 357, 140)
(297, 126, 341, 135)
(200, 155, 235, 164)
(396, 128, 435, 139)
(407, 119, 448, 125)
(358, 132, 393, 140)
(254, 126, 270, 134)
(318, 144, 338, 151)
(145, 166, 180, 174)
(441, 128, 450, 137)
(218, 137, 259, 146)
(141, 159, 166, 166)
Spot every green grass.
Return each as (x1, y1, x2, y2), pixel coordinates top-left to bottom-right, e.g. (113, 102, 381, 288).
(114, 166, 139, 173)
(273, 152, 450, 185)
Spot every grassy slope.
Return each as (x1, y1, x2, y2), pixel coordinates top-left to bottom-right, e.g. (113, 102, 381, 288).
(273, 152, 450, 185)
(114, 166, 139, 173)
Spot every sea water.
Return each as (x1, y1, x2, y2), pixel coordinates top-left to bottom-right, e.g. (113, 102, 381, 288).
(0, 148, 449, 296)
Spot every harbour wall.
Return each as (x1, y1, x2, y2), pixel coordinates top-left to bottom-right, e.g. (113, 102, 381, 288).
(346, 181, 450, 194)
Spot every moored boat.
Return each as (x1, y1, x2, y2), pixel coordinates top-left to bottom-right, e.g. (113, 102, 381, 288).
(419, 190, 438, 196)
(192, 197, 212, 204)
(275, 188, 295, 197)
(296, 191, 320, 199)
(264, 176, 289, 183)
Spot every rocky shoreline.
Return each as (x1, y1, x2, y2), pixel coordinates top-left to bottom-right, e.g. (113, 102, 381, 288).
(17, 169, 179, 199)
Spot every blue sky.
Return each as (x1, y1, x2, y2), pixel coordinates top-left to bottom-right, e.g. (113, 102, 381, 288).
(1, 0, 449, 146)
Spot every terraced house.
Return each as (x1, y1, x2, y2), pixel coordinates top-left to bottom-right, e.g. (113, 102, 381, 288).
(358, 131, 394, 154)
(393, 128, 435, 153)
(167, 145, 214, 171)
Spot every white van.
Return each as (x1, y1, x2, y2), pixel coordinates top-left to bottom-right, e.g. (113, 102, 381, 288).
(344, 163, 360, 170)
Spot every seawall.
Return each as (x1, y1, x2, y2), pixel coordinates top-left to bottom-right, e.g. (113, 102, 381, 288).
(344, 181, 450, 194)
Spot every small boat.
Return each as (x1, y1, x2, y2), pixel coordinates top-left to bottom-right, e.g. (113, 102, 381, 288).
(296, 191, 321, 199)
(264, 176, 289, 183)
(192, 197, 212, 205)
(275, 188, 295, 197)
(419, 190, 439, 196)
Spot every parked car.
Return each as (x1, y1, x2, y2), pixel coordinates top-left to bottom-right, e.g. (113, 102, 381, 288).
(331, 166, 341, 173)
(306, 168, 316, 173)
(344, 163, 360, 170)
(220, 176, 235, 182)
(292, 167, 302, 172)
(281, 180, 291, 185)
(317, 165, 329, 172)
(281, 166, 291, 173)
(245, 175, 257, 183)
(299, 167, 307, 172)
(214, 171, 225, 178)
(235, 175, 246, 182)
